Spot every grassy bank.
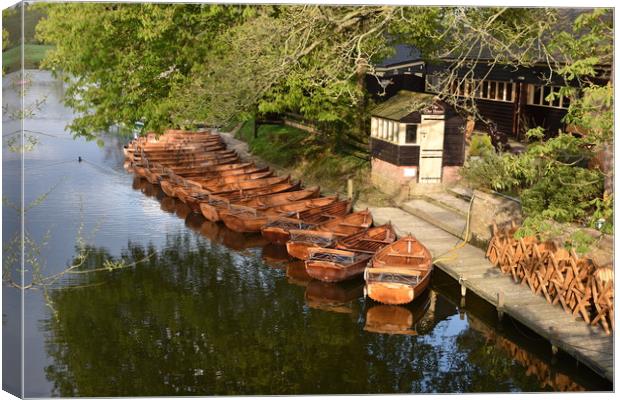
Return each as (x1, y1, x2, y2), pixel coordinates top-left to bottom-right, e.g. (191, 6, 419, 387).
(2, 44, 54, 73)
(234, 120, 394, 206)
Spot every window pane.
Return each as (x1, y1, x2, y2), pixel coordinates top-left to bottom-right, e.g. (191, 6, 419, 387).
(482, 81, 489, 98)
(505, 83, 513, 101)
(543, 86, 552, 105)
(532, 85, 541, 105)
(563, 95, 570, 109)
(551, 87, 561, 107)
(406, 125, 417, 143)
(489, 81, 497, 99)
(497, 82, 504, 100)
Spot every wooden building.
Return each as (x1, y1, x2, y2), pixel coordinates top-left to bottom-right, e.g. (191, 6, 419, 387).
(370, 91, 465, 193)
(424, 61, 583, 141)
(367, 43, 610, 141)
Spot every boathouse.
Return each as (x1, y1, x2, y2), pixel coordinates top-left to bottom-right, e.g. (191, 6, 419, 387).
(370, 91, 465, 193)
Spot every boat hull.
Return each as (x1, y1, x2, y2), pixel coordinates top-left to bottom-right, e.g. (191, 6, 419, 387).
(260, 226, 291, 245)
(199, 202, 223, 222)
(286, 241, 319, 261)
(220, 213, 268, 233)
(160, 180, 178, 198)
(305, 258, 368, 283)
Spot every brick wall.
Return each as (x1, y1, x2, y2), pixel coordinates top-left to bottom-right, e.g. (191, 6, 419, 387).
(441, 166, 462, 184)
(371, 157, 418, 196)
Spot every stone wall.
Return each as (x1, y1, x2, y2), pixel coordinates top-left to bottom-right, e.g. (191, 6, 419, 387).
(469, 190, 522, 245)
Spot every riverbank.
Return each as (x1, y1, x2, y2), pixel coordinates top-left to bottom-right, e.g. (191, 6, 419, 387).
(223, 120, 395, 206)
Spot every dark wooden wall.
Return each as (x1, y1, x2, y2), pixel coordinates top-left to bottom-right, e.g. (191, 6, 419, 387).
(370, 138, 420, 166)
(473, 99, 515, 136)
(443, 114, 466, 166)
(522, 105, 568, 137)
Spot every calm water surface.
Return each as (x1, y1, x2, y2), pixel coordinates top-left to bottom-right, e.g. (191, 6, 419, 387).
(2, 71, 612, 396)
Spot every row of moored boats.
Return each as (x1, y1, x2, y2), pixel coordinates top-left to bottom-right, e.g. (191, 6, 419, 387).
(124, 129, 433, 305)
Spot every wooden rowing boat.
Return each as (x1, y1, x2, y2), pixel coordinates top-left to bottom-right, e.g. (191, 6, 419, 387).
(284, 210, 373, 260)
(124, 136, 222, 157)
(142, 152, 241, 184)
(133, 154, 238, 180)
(130, 145, 229, 163)
(220, 196, 339, 233)
(195, 181, 303, 220)
(364, 234, 432, 305)
(153, 154, 240, 178)
(304, 224, 396, 283)
(128, 141, 225, 159)
(176, 175, 290, 204)
(135, 149, 237, 167)
(185, 169, 274, 190)
(260, 201, 353, 245)
(192, 186, 316, 218)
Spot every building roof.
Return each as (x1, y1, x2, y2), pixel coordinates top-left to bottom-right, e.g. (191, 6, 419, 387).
(371, 91, 438, 120)
(375, 44, 422, 68)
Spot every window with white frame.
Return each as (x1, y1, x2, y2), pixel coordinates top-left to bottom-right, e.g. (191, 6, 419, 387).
(426, 74, 515, 102)
(527, 84, 570, 109)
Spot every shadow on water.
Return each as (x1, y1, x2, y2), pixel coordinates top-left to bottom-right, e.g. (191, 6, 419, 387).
(40, 181, 612, 395)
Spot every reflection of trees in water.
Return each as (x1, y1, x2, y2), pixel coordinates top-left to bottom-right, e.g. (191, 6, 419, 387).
(42, 233, 602, 396)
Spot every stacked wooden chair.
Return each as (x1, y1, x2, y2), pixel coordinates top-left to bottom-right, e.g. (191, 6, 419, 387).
(486, 222, 614, 335)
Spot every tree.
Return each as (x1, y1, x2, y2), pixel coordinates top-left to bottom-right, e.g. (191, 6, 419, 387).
(458, 8, 613, 238)
(35, 3, 250, 139)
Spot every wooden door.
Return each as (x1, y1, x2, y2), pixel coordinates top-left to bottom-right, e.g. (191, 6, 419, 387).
(418, 118, 444, 183)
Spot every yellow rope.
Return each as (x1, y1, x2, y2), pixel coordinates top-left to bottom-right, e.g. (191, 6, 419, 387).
(432, 191, 476, 265)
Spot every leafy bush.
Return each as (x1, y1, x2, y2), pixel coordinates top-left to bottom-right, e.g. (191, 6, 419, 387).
(468, 134, 494, 157)
(461, 131, 606, 236)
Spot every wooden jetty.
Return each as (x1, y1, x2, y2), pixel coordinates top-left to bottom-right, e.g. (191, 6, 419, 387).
(361, 205, 613, 382)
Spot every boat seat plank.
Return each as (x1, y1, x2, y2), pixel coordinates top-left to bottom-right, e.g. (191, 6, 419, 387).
(367, 267, 423, 276)
(383, 253, 427, 259)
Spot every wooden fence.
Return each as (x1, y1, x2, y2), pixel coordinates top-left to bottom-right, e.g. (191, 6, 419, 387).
(486, 222, 614, 335)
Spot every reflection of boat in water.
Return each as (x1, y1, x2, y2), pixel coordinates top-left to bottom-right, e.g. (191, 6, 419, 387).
(198, 219, 222, 242)
(286, 261, 313, 287)
(221, 229, 268, 251)
(160, 196, 178, 213)
(131, 176, 144, 190)
(364, 291, 431, 335)
(262, 244, 291, 263)
(305, 279, 364, 313)
(175, 201, 192, 220)
(141, 180, 164, 198)
(185, 213, 206, 233)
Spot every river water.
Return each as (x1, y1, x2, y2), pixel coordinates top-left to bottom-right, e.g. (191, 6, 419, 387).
(2, 71, 611, 396)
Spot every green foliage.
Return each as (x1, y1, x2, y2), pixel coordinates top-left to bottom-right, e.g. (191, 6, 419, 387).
(588, 194, 613, 234)
(462, 132, 604, 233)
(36, 3, 249, 138)
(236, 121, 312, 167)
(468, 134, 494, 157)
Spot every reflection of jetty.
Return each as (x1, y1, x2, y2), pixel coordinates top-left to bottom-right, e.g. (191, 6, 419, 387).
(468, 317, 585, 392)
(431, 269, 605, 391)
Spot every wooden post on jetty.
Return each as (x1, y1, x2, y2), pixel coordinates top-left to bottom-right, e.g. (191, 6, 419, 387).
(347, 179, 353, 200)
